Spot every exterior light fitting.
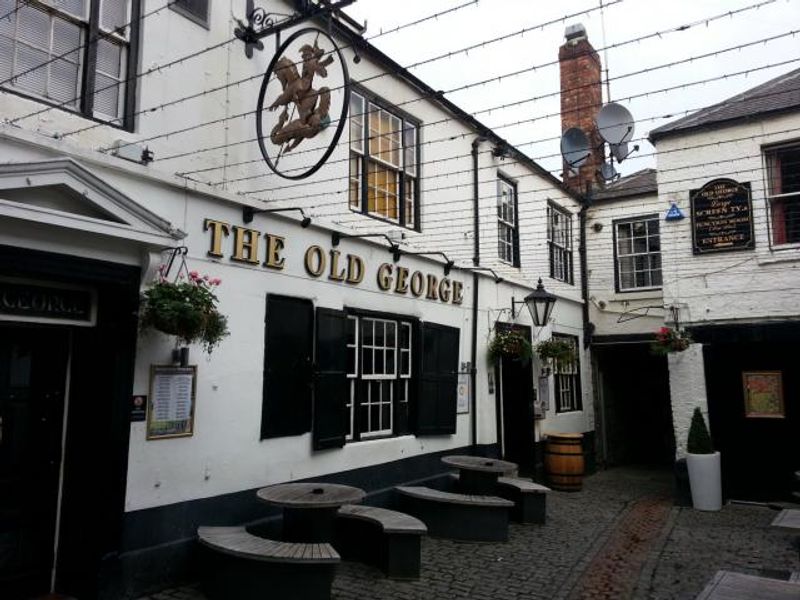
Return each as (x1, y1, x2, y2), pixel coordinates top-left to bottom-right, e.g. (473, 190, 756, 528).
(331, 230, 405, 262)
(512, 278, 557, 326)
(242, 206, 312, 228)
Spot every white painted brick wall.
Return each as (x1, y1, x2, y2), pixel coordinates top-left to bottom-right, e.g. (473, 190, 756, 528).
(667, 343, 709, 459)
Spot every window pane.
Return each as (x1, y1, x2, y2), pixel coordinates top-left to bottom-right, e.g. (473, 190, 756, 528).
(101, 0, 128, 34)
(94, 72, 121, 118)
(0, 33, 13, 83)
(15, 44, 48, 95)
(52, 17, 82, 61)
(49, 57, 80, 103)
(404, 125, 416, 174)
(17, 5, 49, 47)
(96, 36, 122, 77)
(350, 93, 363, 152)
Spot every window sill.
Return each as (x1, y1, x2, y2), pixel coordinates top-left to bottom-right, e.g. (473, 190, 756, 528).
(610, 289, 663, 301)
(758, 247, 800, 265)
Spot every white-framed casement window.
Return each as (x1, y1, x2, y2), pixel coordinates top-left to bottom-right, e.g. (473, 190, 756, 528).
(0, 0, 138, 127)
(766, 143, 800, 246)
(170, 0, 209, 28)
(614, 216, 662, 291)
(547, 202, 574, 284)
(346, 315, 414, 441)
(349, 88, 419, 229)
(497, 176, 519, 266)
(553, 334, 581, 413)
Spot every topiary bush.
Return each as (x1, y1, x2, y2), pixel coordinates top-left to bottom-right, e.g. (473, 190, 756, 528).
(687, 407, 714, 454)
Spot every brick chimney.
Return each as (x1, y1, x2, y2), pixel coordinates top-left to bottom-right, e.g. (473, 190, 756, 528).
(559, 24, 603, 194)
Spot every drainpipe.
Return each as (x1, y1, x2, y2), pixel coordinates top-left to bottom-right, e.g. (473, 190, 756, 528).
(470, 136, 487, 451)
(579, 194, 593, 349)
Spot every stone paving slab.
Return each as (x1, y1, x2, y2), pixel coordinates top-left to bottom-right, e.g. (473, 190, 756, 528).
(136, 467, 799, 600)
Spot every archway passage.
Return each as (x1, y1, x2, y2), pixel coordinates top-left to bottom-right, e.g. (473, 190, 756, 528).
(594, 343, 674, 467)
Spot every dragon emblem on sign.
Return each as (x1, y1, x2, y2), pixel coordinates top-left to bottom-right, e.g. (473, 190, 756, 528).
(256, 28, 350, 180)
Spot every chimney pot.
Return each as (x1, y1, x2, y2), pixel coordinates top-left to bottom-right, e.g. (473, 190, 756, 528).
(565, 23, 587, 43)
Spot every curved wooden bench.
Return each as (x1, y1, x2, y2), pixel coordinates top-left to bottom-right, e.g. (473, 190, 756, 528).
(335, 504, 427, 579)
(197, 526, 339, 600)
(496, 476, 550, 524)
(396, 486, 513, 542)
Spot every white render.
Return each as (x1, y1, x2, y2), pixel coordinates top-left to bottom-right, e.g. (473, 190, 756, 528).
(667, 343, 708, 459)
(0, 0, 591, 515)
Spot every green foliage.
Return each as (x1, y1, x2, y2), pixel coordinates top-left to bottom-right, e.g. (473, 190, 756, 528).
(141, 270, 229, 354)
(535, 338, 576, 364)
(488, 330, 533, 364)
(687, 407, 714, 454)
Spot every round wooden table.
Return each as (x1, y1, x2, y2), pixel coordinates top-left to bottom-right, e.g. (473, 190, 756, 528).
(257, 482, 365, 542)
(441, 455, 518, 495)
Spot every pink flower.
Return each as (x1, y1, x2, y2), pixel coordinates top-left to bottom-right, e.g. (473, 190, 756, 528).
(211, 277, 222, 286)
(189, 270, 199, 280)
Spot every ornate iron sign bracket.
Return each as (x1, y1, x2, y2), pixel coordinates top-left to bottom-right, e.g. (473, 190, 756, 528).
(235, 0, 357, 58)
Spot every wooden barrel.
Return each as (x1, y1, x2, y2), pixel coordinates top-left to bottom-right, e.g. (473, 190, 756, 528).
(544, 433, 585, 492)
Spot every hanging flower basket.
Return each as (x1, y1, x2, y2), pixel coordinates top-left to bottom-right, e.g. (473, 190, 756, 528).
(651, 327, 691, 355)
(140, 268, 230, 354)
(535, 338, 576, 364)
(488, 330, 533, 364)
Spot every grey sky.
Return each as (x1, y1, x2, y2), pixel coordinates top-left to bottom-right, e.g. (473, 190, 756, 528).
(345, 0, 800, 178)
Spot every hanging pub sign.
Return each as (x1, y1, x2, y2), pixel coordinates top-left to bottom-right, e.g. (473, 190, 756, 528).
(256, 27, 350, 180)
(690, 178, 754, 254)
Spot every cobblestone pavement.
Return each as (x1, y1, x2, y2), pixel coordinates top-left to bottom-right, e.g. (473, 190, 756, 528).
(139, 467, 799, 600)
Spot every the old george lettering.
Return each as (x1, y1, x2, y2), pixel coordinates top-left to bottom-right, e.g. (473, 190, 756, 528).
(203, 218, 464, 305)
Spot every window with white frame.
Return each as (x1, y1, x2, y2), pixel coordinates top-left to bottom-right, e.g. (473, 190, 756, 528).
(497, 176, 519, 266)
(0, 0, 137, 127)
(766, 143, 800, 246)
(553, 334, 581, 413)
(346, 315, 413, 441)
(614, 216, 662, 291)
(349, 89, 419, 229)
(547, 202, 573, 284)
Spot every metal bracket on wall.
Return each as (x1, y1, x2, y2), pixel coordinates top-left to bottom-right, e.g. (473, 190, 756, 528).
(234, 0, 358, 58)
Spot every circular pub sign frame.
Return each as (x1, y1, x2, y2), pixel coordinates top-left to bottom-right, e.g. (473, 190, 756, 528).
(256, 27, 350, 180)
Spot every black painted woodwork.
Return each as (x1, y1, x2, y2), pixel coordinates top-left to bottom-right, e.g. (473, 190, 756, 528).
(261, 295, 314, 439)
(313, 308, 348, 450)
(416, 322, 459, 435)
(0, 327, 70, 599)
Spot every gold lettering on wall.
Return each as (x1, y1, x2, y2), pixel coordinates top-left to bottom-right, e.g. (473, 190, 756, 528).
(438, 278, 452, 303)
(346, 254, 365, 284)
(410, 271, 424, 297)
(304, 245, 326, 277)
(204, 219, 230, 258)
(329, 250, 347, 282)
(452, 281, 464, 305)
(231, 226, 261, 264)
(377, 263, 393, 291)
(263, 234, 286, 270)
(395, 267, 409, 294)
(426, 274, 439, 301)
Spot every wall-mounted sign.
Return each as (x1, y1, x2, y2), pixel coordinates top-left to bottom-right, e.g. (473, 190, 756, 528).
(203, 218, 465, 306)
(742, 371, 785, 419)
(457, 373, 470, 414)
(536, 375, 550, 418)
(690, 179, 754, 254)
(147, 366, 197, 439)
(0, 277, 96, 326)
(256, 28, 349, 180)
(131, 395, 147, 422)
(665, 202, 685, 221)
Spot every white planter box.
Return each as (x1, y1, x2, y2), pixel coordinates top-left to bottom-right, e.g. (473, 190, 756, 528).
(686, 451, 722, 511)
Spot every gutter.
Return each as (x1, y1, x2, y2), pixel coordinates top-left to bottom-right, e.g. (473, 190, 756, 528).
(470, 136, 487, 451)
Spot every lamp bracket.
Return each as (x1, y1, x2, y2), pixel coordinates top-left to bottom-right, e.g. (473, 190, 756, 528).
(243, 206, 311, 227)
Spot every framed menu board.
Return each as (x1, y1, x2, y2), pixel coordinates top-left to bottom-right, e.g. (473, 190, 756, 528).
(147, 365, 197, 439)
(690, 179, 754, 254)
(742, 371, 785, 419)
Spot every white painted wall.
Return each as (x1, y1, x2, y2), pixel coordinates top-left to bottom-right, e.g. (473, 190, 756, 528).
(667, 343, 708, 459)
(586, 192, 666, 336)
(654, 112, 800, 327)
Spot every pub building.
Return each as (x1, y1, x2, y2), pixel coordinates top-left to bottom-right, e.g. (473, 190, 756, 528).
(0, 1, 591, 597)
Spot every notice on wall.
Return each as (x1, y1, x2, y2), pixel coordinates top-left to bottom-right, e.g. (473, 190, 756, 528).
(536, 376, 550, 418)
(457, 373, 470, 414)
(690, 178, 754, 254)
(742, 371, 785, 419)
(147, 366, 196, 439)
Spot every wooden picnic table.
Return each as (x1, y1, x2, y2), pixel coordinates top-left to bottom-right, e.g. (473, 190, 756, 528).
(257, 482, 365, 543)
(441, 455, 518, 495)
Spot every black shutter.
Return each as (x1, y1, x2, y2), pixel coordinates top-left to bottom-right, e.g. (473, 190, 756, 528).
(313, 308, 348, 450)
(416, 322, 459, 435)
(261, 295, 314, 439)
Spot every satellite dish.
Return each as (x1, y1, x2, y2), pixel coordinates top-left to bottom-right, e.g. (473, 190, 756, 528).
(596, 103, 635, 145)
(600, 161, 618, 182)
(610, 142, 629, 162)
(560, 127, 591, 169)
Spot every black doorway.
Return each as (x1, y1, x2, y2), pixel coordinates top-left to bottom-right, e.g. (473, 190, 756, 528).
(495, 325, 535, 475)
(0, 326, 70, 599)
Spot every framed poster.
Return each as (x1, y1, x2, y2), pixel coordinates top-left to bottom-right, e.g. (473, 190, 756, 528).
(742, 371, 784, 419)
(457, 373, 470, 414)
(147, 365, 197, 439)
